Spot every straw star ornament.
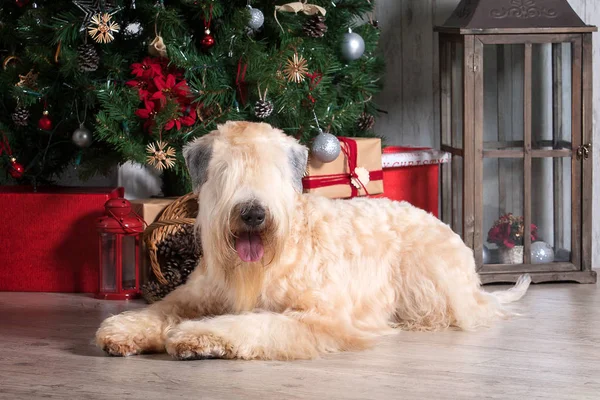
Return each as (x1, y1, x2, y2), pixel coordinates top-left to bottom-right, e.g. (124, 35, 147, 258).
(88, 13, 120, 43)
(283, 53, 308, 83)
(146, 141, 176, 170)
(15, 69, 39, 89)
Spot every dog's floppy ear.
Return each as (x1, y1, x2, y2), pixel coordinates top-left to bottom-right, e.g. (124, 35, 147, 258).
(288, 142, 308, 193)
(183, 136, 214, 192)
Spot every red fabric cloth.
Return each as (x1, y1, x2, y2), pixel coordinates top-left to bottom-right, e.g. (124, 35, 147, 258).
(0, 186, 124, 292)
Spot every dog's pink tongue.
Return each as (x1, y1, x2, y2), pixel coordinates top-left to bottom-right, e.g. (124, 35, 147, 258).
(235, 232, 264, 262)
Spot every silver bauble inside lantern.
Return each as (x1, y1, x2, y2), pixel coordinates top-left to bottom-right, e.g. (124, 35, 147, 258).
(341, 31, 365, 61)
(483, 245, 490, 264)
(531, 241, 554, 264)
(311, 131, 341, 163)
(247, 6, 264, 31)
(72, 124, 93, 148)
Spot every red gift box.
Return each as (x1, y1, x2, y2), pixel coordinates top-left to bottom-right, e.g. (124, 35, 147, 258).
(370, 146, 450, 217)
(0, 186, 124, 293)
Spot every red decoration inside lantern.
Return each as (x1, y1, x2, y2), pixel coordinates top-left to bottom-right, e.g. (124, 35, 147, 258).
(95, 197, 144, 300)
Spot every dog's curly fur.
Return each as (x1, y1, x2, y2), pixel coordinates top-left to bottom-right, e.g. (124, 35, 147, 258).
(95, 121, 531, 360)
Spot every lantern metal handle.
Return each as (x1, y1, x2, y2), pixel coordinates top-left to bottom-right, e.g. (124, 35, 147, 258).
(576, 143, 592, 161)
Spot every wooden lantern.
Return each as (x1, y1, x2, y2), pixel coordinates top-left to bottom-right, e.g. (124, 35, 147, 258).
(435, 0, 596, 284)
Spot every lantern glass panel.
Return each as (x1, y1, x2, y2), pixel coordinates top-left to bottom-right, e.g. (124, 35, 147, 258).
(121, 235, 137, 290)
(100, 232, 117, 292)
(531, 157, 572, 263)
(483, 158, 524, 264)
(447, 155, 463, 237)
(451, 42, 463, 150)
(531, 43, 572, 151)
(483, 44, 525, 151)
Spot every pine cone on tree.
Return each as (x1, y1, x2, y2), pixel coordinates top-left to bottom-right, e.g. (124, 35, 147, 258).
(11, 106, 30, 126)
(254, 100, 274, 119)
(77, 44, 100, 72)
(357, 112, 375, 131)
(302, 15, 327, 38)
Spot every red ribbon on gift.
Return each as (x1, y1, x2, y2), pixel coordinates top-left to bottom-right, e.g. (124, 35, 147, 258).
(302, 137, 383, 198)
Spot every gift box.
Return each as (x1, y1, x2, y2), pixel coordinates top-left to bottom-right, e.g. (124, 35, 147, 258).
(0, 186, 124, 292)
(373, 146, 450, 216)
(302, 137, 384, 199)
(130, 197, 176, 284)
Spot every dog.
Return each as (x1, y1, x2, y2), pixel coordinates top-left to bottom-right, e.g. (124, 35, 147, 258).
(95, 121, 531, 360)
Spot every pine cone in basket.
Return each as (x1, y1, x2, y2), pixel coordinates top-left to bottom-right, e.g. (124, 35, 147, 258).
(157, 224, 200, 260)
(141, 281, 170, 304)
(302, 15, 327, 38)
(141, 267, 183, 303)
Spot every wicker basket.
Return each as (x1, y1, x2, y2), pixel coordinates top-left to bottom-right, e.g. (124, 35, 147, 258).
(143, 192, 199, 284)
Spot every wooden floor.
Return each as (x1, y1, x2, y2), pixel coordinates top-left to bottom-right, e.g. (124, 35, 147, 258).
(1, 283, 600, 400)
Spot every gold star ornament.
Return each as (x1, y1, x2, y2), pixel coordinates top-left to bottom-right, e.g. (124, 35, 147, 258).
(16, 69, 39, 89)
(283, 53, 308, 83)
(146, 141, 176, 171)
(88, 13, 120, 44)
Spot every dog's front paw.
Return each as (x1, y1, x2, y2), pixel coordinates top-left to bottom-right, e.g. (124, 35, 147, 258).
(166, 328, 234, 360)
(97, 335, 143, 357)
(95, 312, 164, 357)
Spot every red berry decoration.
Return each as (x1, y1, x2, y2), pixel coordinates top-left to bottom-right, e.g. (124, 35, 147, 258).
(15, 0, 30, 7)
(8, 157, 24, 179)
(38, 110, 53, 131)
(201, 29, 215, 50)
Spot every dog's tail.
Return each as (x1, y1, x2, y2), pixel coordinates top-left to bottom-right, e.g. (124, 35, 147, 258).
(490, 273, 532, 304)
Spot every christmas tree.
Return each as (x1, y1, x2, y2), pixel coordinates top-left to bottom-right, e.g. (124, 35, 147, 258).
(0, 0, 384, 193)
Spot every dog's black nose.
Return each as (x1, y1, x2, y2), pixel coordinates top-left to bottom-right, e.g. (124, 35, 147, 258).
(241, 205, 266, 228)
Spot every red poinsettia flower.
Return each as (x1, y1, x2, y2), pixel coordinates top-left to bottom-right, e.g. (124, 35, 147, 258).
(135, 100, 160, 133)
(131, 57, 163, 79)
(151, 74, 190, 105)
(164, 106, 196, 131)
(126, 79, 156, 100)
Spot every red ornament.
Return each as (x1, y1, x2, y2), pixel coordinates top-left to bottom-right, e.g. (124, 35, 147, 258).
(15, 0, 30, 7)
(38, 110, 53, 131)
(201, 29, 215, 50)
(8, 157, 24, 179)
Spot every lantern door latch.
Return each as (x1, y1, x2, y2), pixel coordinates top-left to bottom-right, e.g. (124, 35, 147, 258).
(576, 143, 592, 160)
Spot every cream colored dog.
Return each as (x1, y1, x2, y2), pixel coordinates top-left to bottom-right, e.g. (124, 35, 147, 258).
(95, 121, 531, 360)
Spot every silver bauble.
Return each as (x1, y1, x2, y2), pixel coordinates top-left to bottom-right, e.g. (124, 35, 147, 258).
(124, 21, 143, 37)
(72, 124, 93, 148)
(247, 6, 264, 31)
(483, 245, 490, 264)
(531, 241, 554, 264)
(311, 132, 341, 163)
(341, 31, 365, 61)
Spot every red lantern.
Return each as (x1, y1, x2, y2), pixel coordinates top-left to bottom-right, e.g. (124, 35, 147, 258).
(95, 197, 144, 300)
